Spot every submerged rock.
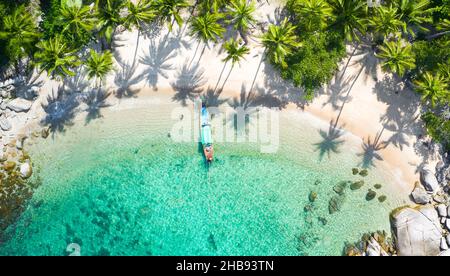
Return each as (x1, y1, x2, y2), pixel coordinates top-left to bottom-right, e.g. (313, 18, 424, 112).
(350, 180, 364, 190)
(6, 98, 33, 113)
(366, 189, 376, 201)
(333, 181, 348, 195)
(328, 194, 345, 214)
(391, 205, 442, 256)
(352, 168, 359, 175)
(308, 191, 317, 202)
(359, 169, 368, 177)
(374, 184, 382, 189)
(378, 195, 387, 202)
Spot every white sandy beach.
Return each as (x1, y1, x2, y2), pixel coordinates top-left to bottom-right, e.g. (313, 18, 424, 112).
(3, 0, 441, 196)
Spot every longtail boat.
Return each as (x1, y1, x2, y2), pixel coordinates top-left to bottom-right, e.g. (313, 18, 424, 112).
(200, 104, 214, 163)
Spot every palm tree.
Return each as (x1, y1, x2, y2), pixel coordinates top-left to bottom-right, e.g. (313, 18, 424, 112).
(261, 18, 302, 68)
(200, 0, 229, 13)
(94, 0, 125, 50)
(85, 49, 114, 89)
(288, 0, 333, 32)
(414, 72, 449, 107)
(0, 5, 40, 70)
(215, 38, 250, 92)
(328, 0, 367, 42)
(189, 12, 225, 63)
(393, 0, 433, 36)
(123, 0, 155, 70)
(375, 39, 415, 77)
(60, 4, 96, 45)
(152, 0, 190, 34)
(427, 19, 450, 40)
(369, 5, 405, 42)
(226, 0, 257, 43)
(34, 35, 81, 79)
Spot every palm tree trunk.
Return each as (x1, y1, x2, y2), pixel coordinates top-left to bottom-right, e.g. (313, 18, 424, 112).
(197, 42, 207, 64)
(189, 40, 202, 68)
(333, 64, 364, 128)
(219, 64, 234, 93)
(426, 30, 450, 40)
(249, 48, 266, 93)
(131, 29, 141, 70)
(214, 61, 228, 93)
(338, 44, 358, 82)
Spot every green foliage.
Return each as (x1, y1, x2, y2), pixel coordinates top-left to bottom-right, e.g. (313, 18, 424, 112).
(411, 37, 450, 80)
(85, 49, 114, 86)
(226, 0, 257, 35)
(369, 5, 405, 42)
(281, 31, 346, 98)
(0, 5, 40, 66)
(222, 38, 249, 66)
(376, 39, 416, 77)
(34, 34, 81, 79)
(287, 0, 333, 32)
(414, 72, 449, 107)
(60, 4, 96, 45)
(328, 0, 367, 42)
(123, 0, 155, 31)
(262, 18, 302, 68)
(152, 0, 190, 31)
(189, 12, 225, 44)
(94, 0, 125, 46)
(393, 0, 433, 35)
(422, 111, 450, 149)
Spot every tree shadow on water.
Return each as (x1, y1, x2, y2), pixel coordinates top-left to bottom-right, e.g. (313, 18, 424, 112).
(313, 119, 346, 161)
(357, 128, 389, 168)
(171, 62, 205, 106)
(84, 89, 112, 125)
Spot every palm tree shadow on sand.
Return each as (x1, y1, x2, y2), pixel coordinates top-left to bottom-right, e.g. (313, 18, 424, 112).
(201, 87, 228, 107)
(113, 54, 143, 98)
(313, 119, 346, 160)
(84, 89, 112, 125)
(171, 62, 205, 106)
(357, 128, 389, 168)
(139, 37, 177, 91)
(41, 86, 80, 135)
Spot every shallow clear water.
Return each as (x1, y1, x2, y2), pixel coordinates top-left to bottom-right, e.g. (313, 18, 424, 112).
(0, 98, 409, 256)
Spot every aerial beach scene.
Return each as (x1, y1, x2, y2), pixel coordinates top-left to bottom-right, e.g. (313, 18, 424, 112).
(0, 0, 449, 257)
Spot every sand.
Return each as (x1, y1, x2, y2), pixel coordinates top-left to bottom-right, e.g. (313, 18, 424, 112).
(2, 0, 440, 196)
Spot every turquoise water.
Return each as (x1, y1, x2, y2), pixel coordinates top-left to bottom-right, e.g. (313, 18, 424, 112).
(0, 99, 409, 255)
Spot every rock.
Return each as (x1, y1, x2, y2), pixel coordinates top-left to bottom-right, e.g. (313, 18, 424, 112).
(366, 237, 382, 256)
(374, 183, 382, 189)
(19, 162, 32, 179)
(350, 180, 365, 190)
(359, 169, 368, 177)
(441, 237, 449, 250)
(0, 115, 11, 131)
(437, 204, 448, 217)
(391, 205, 442, 256)
(308, 191, 317, 202)
(333, 181, 347, 195)
(447, 235, 450, 247)
(378, 195, 387, 202)
(439, 250, 450, 256)
(0, 102, 6, 110)
(41, 127, 50, 139)
(433, 192, 448, 204)
(328, 194, 345, 214)
(352, 168, 359, 175)
(448, 205, 450, 218)
(420, 168, 440, 194)
(446, 219, 450, 231)
(366, 189, 377, 201)
(6, 98, 33, 112)
(441, 217, 447, 224)
(3, 160, 16, 171)
(411, 181, 431, 204)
